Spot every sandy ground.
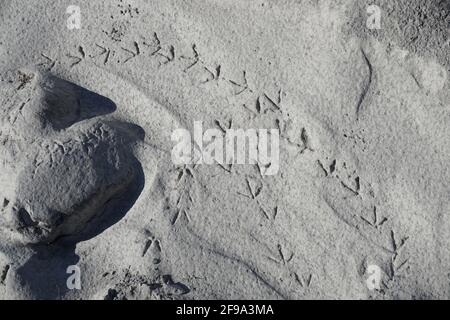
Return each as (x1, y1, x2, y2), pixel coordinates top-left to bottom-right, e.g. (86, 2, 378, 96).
(0, 0, 449, 299)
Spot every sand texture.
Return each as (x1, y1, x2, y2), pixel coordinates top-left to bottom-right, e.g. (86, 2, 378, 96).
(0, 0, 449, 299)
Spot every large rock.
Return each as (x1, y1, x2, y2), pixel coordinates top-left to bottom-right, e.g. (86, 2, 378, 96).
(0, 71, 140, 244)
